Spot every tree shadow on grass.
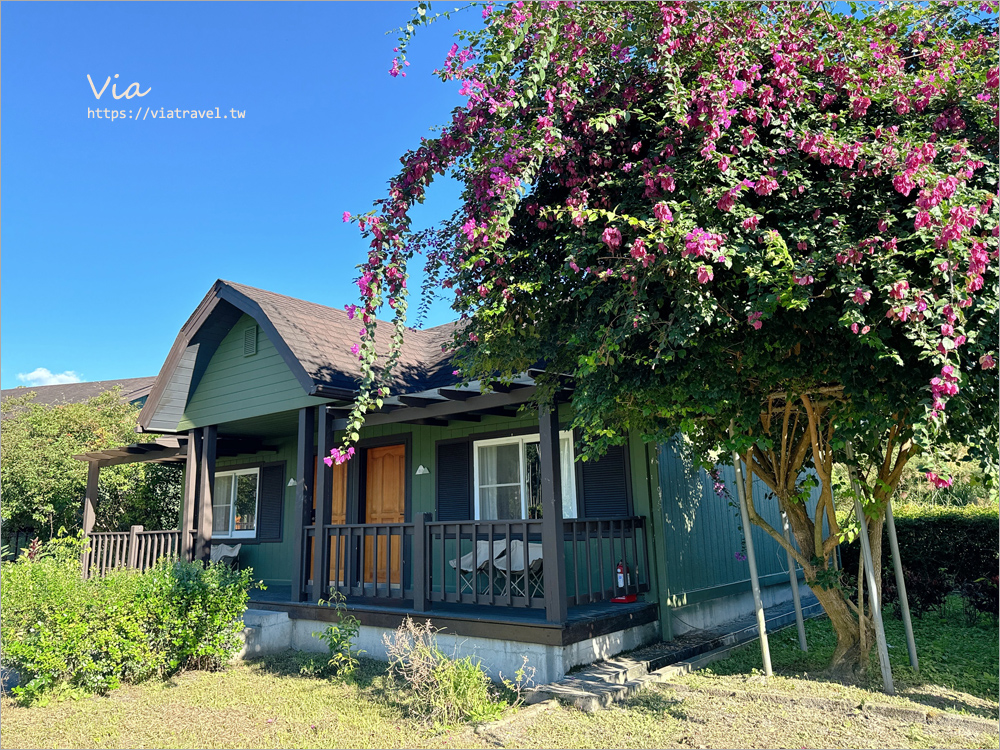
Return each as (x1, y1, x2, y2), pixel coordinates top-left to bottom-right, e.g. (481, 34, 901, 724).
(624, 686, 692, 722)
(245, 651, 393, 692)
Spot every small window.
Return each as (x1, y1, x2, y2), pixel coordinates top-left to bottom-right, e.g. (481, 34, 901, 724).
(474, 432, 576, 520)
(213, 468, 260, 538)
(243, 325, 258, 356)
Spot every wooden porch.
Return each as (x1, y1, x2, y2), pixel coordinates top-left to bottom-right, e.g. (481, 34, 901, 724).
(76, 380, 654, 631)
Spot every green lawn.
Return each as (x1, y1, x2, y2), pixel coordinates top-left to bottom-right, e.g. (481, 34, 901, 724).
(1, 600, 996, 750)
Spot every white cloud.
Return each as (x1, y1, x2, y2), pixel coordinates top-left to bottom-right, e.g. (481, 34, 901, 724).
(16, 368, 83, 387)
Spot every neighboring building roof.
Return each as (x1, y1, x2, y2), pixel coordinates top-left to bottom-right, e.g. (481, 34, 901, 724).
(1, 376, 157, 413)
(138, 280, 462, 433)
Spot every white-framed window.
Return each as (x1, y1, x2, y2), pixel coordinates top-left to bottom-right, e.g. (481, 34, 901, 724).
(212, 467, 260, 538)
(473, 432, 577, 520)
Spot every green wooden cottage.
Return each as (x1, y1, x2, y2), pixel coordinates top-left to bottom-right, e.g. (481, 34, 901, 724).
(76, 280, 812, 682)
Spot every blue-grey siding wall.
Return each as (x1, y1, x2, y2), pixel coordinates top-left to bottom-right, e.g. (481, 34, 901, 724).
(655, 437, 818, 611)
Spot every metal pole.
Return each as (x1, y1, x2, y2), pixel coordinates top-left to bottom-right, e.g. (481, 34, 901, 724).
(886, 500, 918, 672)
(729, 422, 772, 677)
(846, 442, 894, 694)
(782, 511, 807, 651)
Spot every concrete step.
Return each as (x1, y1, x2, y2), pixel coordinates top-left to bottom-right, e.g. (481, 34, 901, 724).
(243, 608, 290, 628)
(238, 608, 294, 659)
(527, 599, 826, 711)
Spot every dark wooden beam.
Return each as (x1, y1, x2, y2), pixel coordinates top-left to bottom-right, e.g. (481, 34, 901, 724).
(331, 387, 537, 431)
(436, 388, 479, 401)
(398, 395, 447, 408)
(195, 425, 217, 564)
(539, 403, 568, 625)
(313, 405, 333, 603)
(485, 382, 533, 394)
(181, 429, 201, 562)
(290, 407, 315, 602)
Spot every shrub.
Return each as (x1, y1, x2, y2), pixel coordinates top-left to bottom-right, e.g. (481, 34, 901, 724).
(841, 503, 999, 617)
(139, 557, 257, 672)
(1, 534, 258, 703)
(382, 617, 506, 726)
(312, 591, 364, 679)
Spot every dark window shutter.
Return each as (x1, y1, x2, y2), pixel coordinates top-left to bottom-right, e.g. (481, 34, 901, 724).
(256, 463, 285, 542)
(580, 444, 630, 518)
(436, 441, 472, 521)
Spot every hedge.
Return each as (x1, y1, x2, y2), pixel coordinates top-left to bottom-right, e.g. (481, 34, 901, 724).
(841, 503, 999, 617)
(0, 535, 258, 703)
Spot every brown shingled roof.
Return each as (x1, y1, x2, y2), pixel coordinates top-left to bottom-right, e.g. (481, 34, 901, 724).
(223, 281, 460, 394)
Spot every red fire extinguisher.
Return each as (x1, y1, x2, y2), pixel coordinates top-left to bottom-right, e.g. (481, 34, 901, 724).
(611, 560, 637, 603)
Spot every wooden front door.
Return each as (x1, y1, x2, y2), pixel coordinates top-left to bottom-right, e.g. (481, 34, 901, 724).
(364, 443, 406, 587)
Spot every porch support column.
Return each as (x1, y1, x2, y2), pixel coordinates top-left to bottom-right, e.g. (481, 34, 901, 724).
(82, 461, 100, 535)
(80, 461, 100, 576)
(195, 425, 217, 564)
(181, 430, 202, 562)
(539, 402, 567, 625)
(290, 406, 315, 602)
(312, 405, 333, 602)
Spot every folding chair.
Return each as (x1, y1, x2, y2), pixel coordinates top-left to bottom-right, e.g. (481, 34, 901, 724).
(495, 540, 543, 598)
(449, 539, 509, 595)
(210, 542, 242, 569)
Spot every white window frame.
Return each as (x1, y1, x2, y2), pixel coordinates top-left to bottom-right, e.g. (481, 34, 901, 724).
(473, 431, 577, 520)
(212, 467, 260, 539)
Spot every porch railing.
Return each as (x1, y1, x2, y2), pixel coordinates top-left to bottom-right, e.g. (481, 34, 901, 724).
(84, 526, 182, 578)
(298, 515, 649, 611)
(304, 523, 415, 601)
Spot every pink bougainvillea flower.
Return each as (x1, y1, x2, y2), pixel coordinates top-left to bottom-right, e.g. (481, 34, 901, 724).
(981, 354, 997, 369)
(851, 288, 871, 305)
(653, 202, 673, 223)
(342, 211, 351, 223)
(925, 472, 954, 489)
(747, 311, 763, 330)
(696, 265, 713, 284)
(601, 226, 622, 249)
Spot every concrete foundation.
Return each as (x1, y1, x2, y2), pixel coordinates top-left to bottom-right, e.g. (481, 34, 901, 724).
(239, 608, 660, 685)
(666, 580, 810, 636)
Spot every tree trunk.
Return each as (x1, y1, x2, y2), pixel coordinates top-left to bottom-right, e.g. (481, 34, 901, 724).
(809, 581, 874, 680)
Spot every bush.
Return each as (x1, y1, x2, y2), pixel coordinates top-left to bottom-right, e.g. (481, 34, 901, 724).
(841, 503, 999, 618)
(1, 535, 258, 703)
(382, 617, 507, 726)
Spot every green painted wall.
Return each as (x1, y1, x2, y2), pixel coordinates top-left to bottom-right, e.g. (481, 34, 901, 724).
(178, 314, 323, 430)
(216, 437, 298, 588)
(654, 437, 819, 613)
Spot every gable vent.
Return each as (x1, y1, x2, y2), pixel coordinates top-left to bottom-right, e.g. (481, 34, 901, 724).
(243, 325, 258, 357)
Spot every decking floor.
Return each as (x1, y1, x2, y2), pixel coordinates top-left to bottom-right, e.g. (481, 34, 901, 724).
(250, 584, 655, 628)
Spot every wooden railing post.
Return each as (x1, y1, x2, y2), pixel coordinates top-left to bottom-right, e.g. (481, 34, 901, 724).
(413, 513, 429, 612)
(181, 430, 202, 562)
(195, 425, 217, 564)
(127, 525, 143, 569)
(312, 405, 333, 602)
(80, 461, 101, 577)
(290, 407, 315, 602)
(539, 403, 568, 624)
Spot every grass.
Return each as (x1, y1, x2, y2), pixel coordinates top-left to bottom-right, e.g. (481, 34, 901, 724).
(698, 596, 999, 713)
(1, 600, 996, 749)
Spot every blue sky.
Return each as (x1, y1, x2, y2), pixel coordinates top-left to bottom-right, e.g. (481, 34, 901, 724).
(1, 1, 472, 389)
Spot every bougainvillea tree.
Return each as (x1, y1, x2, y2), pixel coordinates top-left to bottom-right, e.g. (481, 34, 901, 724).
(336, 1, 998, 674)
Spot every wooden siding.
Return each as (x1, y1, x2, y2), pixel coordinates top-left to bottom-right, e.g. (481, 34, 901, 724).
(217, 437, 297, 587)
(655, 437, 819, 608)
(147, 344, 199, 432)
(178, 315, 322, 430)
